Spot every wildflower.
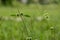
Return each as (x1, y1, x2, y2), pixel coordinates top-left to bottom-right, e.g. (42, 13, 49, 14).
(43, 12, 50, 21)
(50, 27, 54, 30)
(20, 13, 23, 16)
(26, 37, 32, 40)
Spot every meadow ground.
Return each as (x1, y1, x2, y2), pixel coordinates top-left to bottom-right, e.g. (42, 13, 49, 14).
(0, 4, 60, 40)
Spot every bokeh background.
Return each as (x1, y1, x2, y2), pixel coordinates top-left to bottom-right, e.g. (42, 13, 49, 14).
(0, 0, 60, 40)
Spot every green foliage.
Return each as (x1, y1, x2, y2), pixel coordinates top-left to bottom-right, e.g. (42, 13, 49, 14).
(7, 0, 12, 5)
(0, 4, 60, 40)
(1, 0, 12, 6)
(1, 0, 7, 5)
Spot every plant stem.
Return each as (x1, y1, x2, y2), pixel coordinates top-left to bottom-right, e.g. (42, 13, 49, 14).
(17, 8, 29, 39)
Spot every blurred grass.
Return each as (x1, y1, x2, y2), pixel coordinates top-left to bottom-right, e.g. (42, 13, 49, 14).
(0, 4, 60, 40)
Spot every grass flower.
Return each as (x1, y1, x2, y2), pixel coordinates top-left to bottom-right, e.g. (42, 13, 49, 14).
(26, 37, 32, 40)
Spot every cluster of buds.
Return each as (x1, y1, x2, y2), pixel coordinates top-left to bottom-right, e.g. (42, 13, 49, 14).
(0, 13, 31, 22)
(36, 12, 49, 22)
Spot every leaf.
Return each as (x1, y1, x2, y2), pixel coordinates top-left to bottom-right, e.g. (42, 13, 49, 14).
(24, 15, 30, 17)
(11, 14, 16, 16)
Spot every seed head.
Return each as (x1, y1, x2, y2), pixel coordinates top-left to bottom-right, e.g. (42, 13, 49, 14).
(26, 37, 32, 40)
(50, 27, 54, 30)
(20, 13, 23, 16)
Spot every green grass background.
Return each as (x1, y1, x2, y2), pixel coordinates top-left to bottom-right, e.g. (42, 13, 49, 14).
(0, 3, 60, 40)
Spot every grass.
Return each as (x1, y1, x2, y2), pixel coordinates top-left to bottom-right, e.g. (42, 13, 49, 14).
(0, 4, 60, 40)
